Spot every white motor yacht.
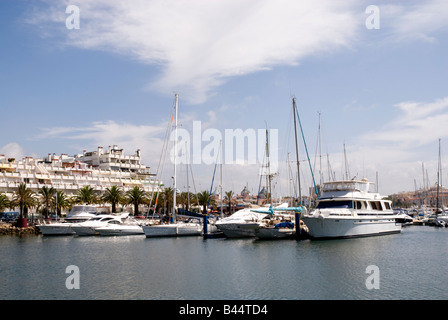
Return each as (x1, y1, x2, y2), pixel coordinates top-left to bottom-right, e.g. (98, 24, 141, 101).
(142, 219, 202, 238)
(96, 219, 144, 236)
(37, 205, 98, 236)
(301, 179, 401, 239)
(214, 204, 289, 238)
(70, 213, 130, 236)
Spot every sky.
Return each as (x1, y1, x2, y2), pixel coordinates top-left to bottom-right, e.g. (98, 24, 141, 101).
(1, 0, 448, 197)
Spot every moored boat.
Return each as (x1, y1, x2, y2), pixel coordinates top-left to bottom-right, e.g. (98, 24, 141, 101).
(301, 179, 401, 239)
(37, 205, 98, 236)
(70, 212, 130, 236)
(96, 219, 144, 236)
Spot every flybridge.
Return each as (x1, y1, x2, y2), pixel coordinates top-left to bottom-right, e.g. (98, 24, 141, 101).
(322, 179, 372, 193)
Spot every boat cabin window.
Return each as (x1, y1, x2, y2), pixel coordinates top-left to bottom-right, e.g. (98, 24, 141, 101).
(369, 201, 383, 210)
(384, 202, 391, 210)
(354, 201, 367, 210)
(317, 200, 353, 209)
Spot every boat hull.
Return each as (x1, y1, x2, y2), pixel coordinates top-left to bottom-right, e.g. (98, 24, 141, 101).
(215, 222, 260, 238)
(143, 223, 202, 238)
(71, 226, 99, 236)
(255, 227, 294, 239)
(96, 226, 144, 236)
(37, 224, 75, 236)
(301, 216, 401, 239)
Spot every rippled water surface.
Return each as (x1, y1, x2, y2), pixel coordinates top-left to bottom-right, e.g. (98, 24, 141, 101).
(1, 225, 447, 300)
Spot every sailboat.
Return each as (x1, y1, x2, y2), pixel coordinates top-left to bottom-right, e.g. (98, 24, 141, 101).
(254, 98, 310, 239)
(142, 94, 202, 238)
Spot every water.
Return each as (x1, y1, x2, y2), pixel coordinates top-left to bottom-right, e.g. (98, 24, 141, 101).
(1, 225, 448, 300)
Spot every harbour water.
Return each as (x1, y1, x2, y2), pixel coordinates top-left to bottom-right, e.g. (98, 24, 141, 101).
(1, 225, 448, 301)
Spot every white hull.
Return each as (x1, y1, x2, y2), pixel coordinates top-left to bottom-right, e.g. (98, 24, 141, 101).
(216, 222, 260, 238)
(71, 226, 98, 236)
(143, 223, 202, 238)
(96, 225, 144, 236)
(215, 207, 274, 238)
(302, 216, 401, 239)
(37, 223, 75, 236)
(255, 227, 294, 239)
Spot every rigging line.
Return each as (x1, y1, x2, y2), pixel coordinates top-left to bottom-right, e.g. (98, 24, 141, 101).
(146, 105, 173, 215)
(148, 99, 176, 215)
(207, 141, 221, 209)
(295, 105, 319, 199)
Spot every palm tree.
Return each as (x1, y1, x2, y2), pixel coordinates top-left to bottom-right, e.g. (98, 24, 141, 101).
(76, 185, 97, 204)
(197, 190, 213, 214)
(178, 191, 194, 211)
(39, 186, 56, 218)
(102, 186, 123, 213)
(225, 190, 234, 214)
(53, 191, 72, 217)
(161, 187, 174, 215)
(0, 193, 10, 213)
(126, 186, 147, 216)
(12, 183, 36, 227)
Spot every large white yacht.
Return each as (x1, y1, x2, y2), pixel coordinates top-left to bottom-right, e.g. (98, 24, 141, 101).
(70, 212, 130, 236)
(301, 179, 401, 239)
(37, 205, 99, 236)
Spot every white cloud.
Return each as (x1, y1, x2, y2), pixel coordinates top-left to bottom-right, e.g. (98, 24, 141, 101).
(36, 120, 167, 171)
(361, 97, 448, 147)
(0, 143, 26, 159)
(380, 0, 448, 43)
(29, 0, 359, 104)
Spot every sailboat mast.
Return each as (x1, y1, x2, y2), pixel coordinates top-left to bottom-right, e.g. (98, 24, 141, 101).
(265, 127, 272, 205)
(292, 97, 302, 203)
(437, 138, 441, 211)
(173, 93, 178, 221)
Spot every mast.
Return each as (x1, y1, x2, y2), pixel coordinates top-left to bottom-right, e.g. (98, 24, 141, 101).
(220, 140, 223, 218)
(292, 97, 302, 203)
(173, 93, 178, 222)
(437, 138, 441, 212)
(186, 141, 190, 210)
(318, 111, 322, 187)
(265, 127, 272, 206)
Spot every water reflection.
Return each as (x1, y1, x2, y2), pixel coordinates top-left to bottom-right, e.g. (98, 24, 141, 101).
(1, 226, 447, 299)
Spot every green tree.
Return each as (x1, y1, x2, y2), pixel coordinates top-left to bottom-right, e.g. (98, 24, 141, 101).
(126, 186, 147, 216)
(0, 193, 10, 213)
(12, 183, 36, 222)
(225, 190, 234, 214)
(39, 186, 56, 218)
(102, 186, 123, 213)
(76, 185, 97, 205)
(161, 187, 174, 215)
(197, 190, 215, 214)
(53, 191, 72, 217)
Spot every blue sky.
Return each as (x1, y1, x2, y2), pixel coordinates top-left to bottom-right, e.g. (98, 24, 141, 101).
(1, 0, 448, 197)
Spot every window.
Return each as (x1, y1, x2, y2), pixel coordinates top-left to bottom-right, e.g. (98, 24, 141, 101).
(370, 201, 383, 210)
(355, 201, 367, 210)
(317, 200, 353, 209)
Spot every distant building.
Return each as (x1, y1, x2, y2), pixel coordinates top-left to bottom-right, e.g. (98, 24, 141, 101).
(0, 145, 163, 198)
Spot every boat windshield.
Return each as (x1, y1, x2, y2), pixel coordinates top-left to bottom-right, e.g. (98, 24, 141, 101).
(317, 200, 353, 209)
(69, 206, 98, 214)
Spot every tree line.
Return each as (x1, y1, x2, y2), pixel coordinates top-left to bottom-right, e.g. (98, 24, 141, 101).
(0, 183, 239, 220)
